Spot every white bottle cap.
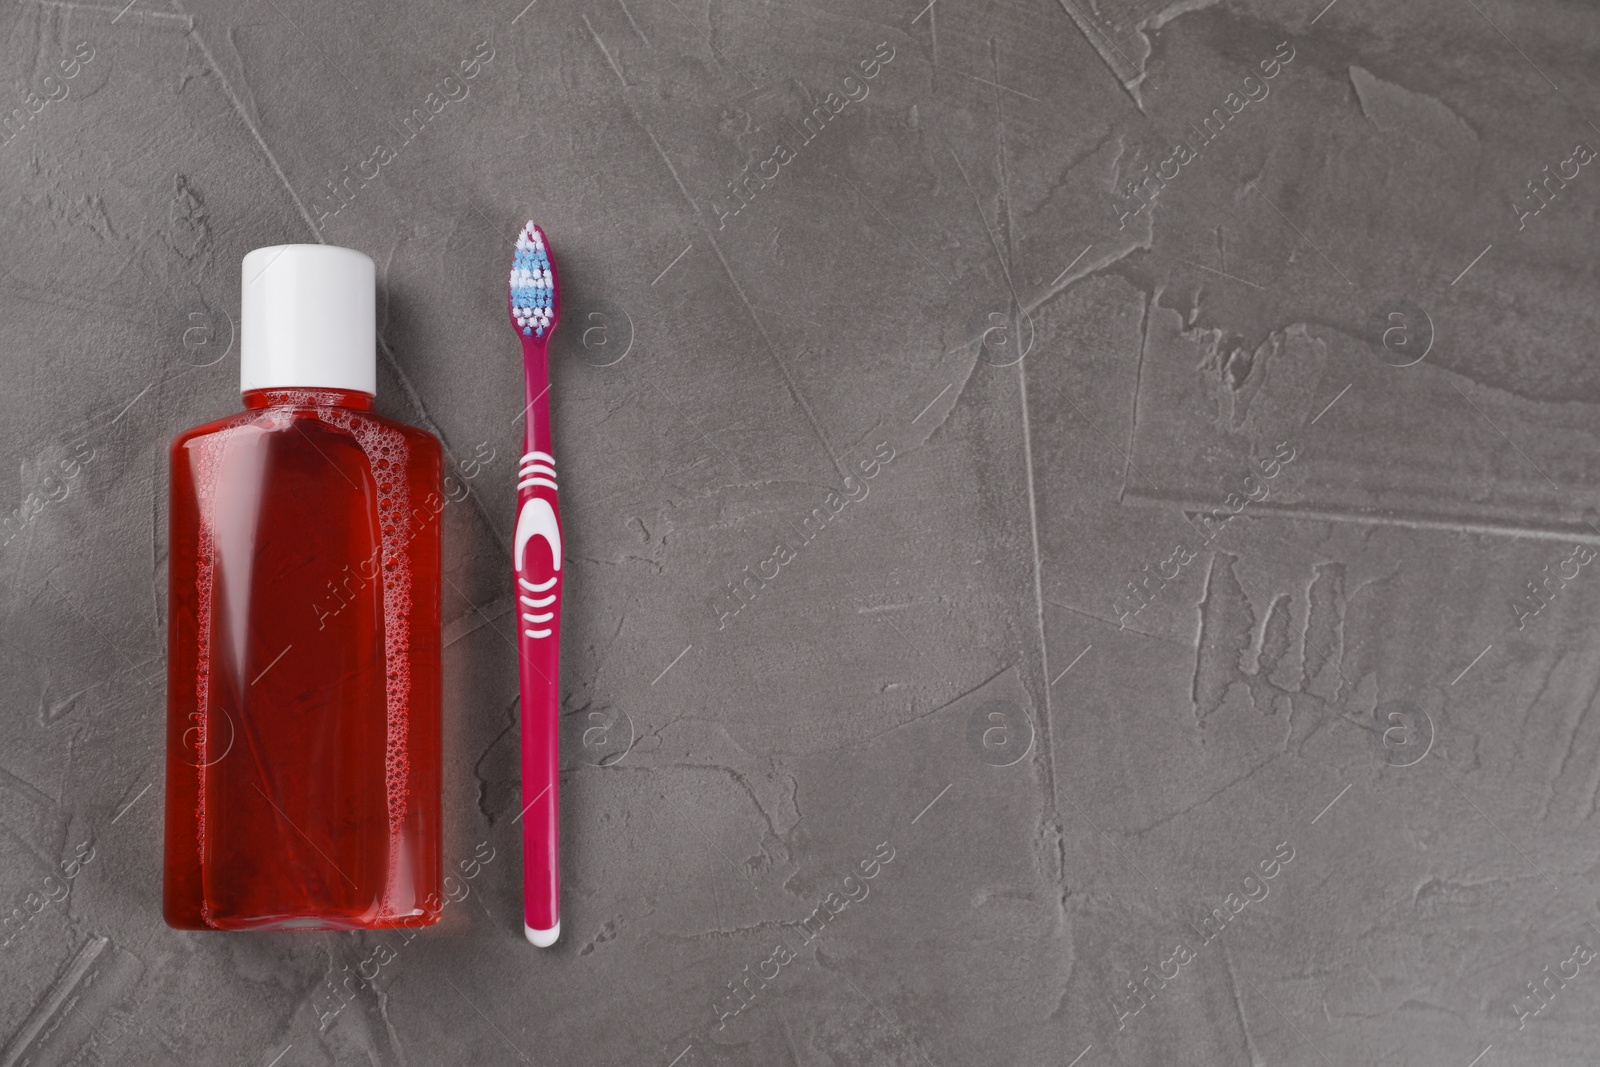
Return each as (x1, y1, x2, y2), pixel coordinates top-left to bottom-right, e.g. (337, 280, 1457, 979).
(240, 244, 376, 394)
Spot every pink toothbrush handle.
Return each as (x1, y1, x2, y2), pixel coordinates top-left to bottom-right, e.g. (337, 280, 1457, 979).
(514, 443, 562, 942)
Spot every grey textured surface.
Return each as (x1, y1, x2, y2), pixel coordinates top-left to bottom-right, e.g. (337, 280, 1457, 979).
(2, 0, 1599, 1063)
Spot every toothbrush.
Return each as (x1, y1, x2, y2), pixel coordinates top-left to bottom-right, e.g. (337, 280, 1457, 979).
(508, 221, 562, 947)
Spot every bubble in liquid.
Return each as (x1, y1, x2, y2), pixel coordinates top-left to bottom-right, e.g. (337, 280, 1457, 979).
(184, 397, 432, 920)
(188, 415, 254, 861)
(318, 403, 420, 920)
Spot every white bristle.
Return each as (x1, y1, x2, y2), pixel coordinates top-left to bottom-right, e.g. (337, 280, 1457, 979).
(510, 222, 554, 337)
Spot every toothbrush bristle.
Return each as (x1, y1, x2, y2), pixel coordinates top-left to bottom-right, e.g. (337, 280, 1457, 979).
(508, 221, 558, 340)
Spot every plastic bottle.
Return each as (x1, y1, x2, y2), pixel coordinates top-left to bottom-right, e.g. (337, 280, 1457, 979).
(164, 245, 442, 930)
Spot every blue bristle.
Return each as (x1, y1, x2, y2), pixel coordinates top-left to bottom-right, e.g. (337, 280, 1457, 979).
(511, 227, 554, 340)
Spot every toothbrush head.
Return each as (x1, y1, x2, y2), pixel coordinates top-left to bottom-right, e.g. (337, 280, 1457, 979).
(508, 221, 558, 341)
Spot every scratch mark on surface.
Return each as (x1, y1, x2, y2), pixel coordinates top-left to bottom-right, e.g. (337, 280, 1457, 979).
(662, 0, 759, 88)
(1190, 551, 1239, 720)
(582, 14, 631, 86)
(0, 759, 61, 813)
(1127, 748, 1284, 839)
(442, 977, 534, 1064)
(1220, 944, 1267, 1066)
(168, 1, 323, 240)
(957, 70, 1042, 102)
(991, 44, 1068, 927)
(2, 936, 108, 1059)
(639, 122, 851, 484)
(1123, 288, 1154, 501)
(832, 663, 1015, 749)
(832, 966, 942, 1067)
(1179, 257, 1264, 290)
(1027, 239, 1149, 316)
(1049, 0, 1149, 112)
(1120, 493, 1600, 546)
(1540, 664, 1597, 823)
(616, 0, 649, 44)
(1241, 976, 1337, 1067)
(1463, 0, 1559, 91)
(1246, 179, 1353, 287)
(1445, 778, 1559, 892)
(1062, 790, 1162, 892)
(1449, 381, 1561, 491)
(946, 142, 1017, 305)
(1044, 598, 1159, 637)
(23, 0, 190, 25)
(836, 172, 952, 285)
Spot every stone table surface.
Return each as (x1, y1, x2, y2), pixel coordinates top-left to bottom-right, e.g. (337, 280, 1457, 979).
(1, 0, 1598, 1063)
